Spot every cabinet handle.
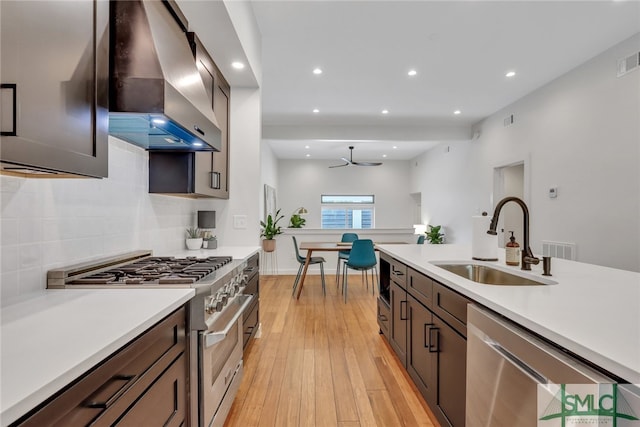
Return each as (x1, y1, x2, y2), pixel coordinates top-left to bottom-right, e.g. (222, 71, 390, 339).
(210, 171, 221, 189)
(429, 327, 439, 353)
(194, 124, 205, 136)
(423, 323, 434, 348)
(400, 300, 407, 320)
(83, 374, 136, 409)
(392, 268, 404, 277)
(1, 83, 17, 136)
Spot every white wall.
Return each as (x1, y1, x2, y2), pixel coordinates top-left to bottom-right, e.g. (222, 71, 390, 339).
(277, 159, 417, 228)
(264, 158, 416, 274)
(0, 138, 213, 300)
(411, 34, 640, 272)
(222, 87, 262, 246)
(260, 140, 278, 221)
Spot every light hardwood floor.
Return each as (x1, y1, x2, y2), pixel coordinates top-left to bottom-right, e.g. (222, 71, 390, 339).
(224, 274, 439, 427)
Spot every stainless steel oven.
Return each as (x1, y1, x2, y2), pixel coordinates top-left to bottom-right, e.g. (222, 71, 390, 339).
(198, 294, 253, 427)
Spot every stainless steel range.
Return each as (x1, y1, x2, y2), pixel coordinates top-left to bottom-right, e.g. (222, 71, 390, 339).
(47, 250, 259, 427)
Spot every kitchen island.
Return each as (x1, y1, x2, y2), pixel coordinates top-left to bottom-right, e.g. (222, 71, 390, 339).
(376, 243, 640, 383)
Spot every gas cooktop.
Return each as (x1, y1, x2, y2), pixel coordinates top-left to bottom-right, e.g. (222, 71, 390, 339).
(47, 251, 240, 289)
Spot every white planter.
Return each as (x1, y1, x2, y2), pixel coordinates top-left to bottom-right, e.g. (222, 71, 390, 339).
(186, 238, 203, 250)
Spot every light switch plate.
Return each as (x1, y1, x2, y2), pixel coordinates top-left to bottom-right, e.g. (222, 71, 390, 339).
(233, 215, 247, 229)
(549, 187, 558, 198)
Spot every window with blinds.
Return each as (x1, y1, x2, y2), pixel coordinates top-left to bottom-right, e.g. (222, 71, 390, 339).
(320, 195, 375, 229)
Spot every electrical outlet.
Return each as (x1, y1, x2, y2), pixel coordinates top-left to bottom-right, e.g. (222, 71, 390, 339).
(233, 215, 247, 229)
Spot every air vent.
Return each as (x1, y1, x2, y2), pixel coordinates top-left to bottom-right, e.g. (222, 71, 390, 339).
(542, 240, 576, 261)
(617, 51, 640, 77)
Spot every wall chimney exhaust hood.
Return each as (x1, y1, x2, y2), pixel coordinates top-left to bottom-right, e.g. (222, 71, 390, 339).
(109, 0, 221, 151)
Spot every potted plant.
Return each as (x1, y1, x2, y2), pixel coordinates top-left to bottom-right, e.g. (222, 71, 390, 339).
(289, 213, 306, 228)
(425, 225, 444, 244)
(186, 227, 203, 250)
(260, 209, 284, 252)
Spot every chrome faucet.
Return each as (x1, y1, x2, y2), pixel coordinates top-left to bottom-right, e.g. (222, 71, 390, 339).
(487, 197, 540, 271)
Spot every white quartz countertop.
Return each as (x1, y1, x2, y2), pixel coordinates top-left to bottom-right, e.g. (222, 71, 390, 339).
(0, 288, 194, 426)
(377, 244, 640, 384)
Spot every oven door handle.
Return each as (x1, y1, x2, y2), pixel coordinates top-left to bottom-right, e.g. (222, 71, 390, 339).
(203, 295, 254, 348)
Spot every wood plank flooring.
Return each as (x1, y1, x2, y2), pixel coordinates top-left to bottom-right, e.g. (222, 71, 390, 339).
(224, 274, 439, 427)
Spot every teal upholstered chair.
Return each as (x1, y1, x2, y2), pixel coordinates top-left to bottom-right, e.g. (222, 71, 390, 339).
(342, 239, 377, 303)
(417, 235, 426, 244)
(336, 233, 359, 286)
(292, 236, 326, 296)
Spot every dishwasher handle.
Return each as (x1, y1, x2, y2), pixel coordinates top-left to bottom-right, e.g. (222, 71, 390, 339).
(486, 337, 549, 384)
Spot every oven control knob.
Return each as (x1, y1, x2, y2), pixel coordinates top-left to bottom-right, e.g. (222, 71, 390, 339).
(233, 283, 240, 294)
(215, 298, 224, 312)
(241, 274, 249, 285)
(220, 294, 229, 305)
(205, 296, 216, 314)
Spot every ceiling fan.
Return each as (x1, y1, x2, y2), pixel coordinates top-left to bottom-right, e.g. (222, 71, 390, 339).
(329, 146, 383, 168)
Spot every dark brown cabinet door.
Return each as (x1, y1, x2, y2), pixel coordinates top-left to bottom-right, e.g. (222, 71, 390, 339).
(407, 294, 436, 404)
(0, 0, 108, 178)
(210, 78, 229, 197)
(389, 280, 407, 366)
(433, 314, 467, 427)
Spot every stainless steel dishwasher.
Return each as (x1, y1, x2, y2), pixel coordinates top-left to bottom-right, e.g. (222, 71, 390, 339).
(466, 305, 640, 426)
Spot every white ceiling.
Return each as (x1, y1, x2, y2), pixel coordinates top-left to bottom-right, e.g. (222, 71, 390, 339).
(249, 0, 639, 161)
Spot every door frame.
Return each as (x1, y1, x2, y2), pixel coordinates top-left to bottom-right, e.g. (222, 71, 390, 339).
(492, 154, 531, 246)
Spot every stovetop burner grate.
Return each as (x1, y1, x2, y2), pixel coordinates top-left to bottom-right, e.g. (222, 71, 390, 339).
(68, 256, 233, 286)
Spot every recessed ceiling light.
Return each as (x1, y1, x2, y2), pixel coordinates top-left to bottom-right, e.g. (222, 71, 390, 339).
(382, 154, 387, 158)
(454, 110, 461, 115)
(392, 146, 398, 149)
(313, 109, 319, 113)
(408, 69, 417, 76)
(506, 71, 516, 78)
(382, 109, 389, 115)
(305, 145, 310, 149)
(313, 68, 323, 75)
(231, 61, 245, 70)
(306, 154, 311, 157)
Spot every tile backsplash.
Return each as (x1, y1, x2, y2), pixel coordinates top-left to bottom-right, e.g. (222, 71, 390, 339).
(1, 137, 211, 301)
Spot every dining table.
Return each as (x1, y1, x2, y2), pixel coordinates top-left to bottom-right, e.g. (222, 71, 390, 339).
(294, 241, 405, 299)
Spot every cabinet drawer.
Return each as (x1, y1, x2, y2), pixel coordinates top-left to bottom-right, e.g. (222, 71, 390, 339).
(390, 258, 407, 288)
(432, 282, 470, 337)
(243, 298, 259, 350)
(407, 268, 433, 309)
(377, 297, 391, 337)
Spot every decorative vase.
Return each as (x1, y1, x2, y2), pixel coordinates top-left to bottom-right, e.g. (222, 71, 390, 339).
(262, 239, 276, 252)
(186, 238, 203, 250)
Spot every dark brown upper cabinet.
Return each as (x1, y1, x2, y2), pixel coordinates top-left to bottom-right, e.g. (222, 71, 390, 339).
(0, 0, 109, 178)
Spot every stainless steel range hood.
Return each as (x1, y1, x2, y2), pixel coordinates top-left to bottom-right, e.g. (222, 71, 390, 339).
(109, 0, 220, 151)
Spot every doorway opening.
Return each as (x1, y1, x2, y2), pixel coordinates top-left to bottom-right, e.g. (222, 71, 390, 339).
(493, 161, 527, 248)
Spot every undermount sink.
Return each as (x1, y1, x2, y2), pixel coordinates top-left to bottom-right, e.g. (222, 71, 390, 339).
(434, 263, 553, 286)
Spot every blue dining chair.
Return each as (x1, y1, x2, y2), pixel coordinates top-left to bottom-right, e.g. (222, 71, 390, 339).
(292, 236, 326, 296)
(417, 235, 426, 244)
(336, 233, 359, 286)
(342, 239, 377, 303)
